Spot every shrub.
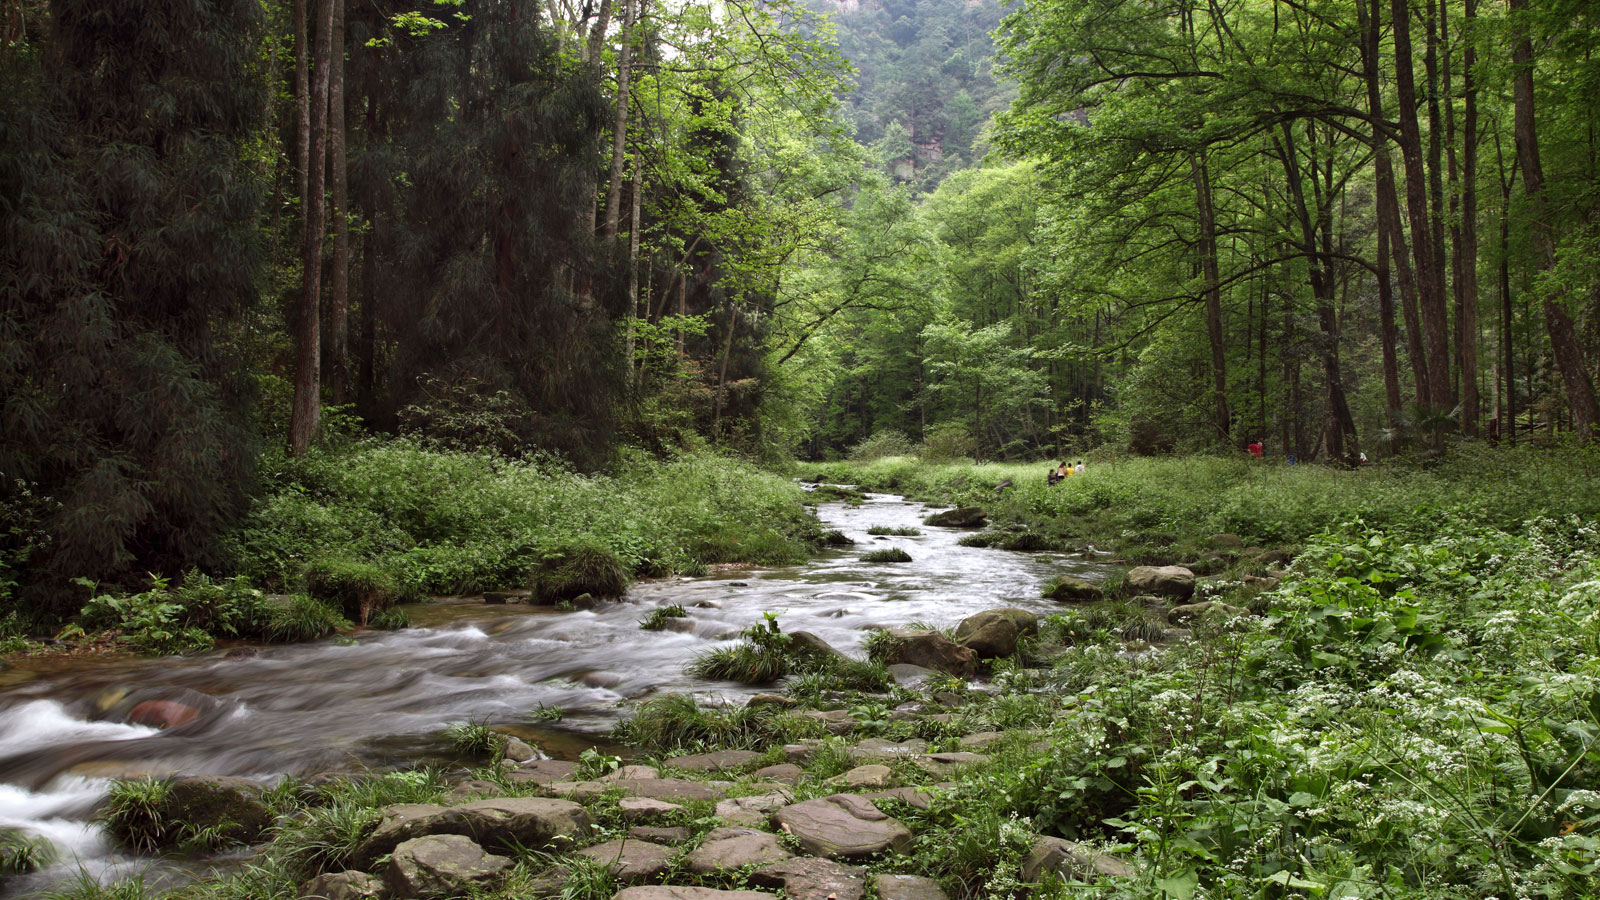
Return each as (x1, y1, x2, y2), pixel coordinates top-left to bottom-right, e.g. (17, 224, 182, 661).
(817, 530, 855, 546)
(263, 595, 348, 642)
(850, 428, 917, 461)
(687, 616, 792, 683)
(861, 547, 912, 563)
(0, 827, 56, 875)
(639, 605, 688, 631)
(303, 558, 400, 626)
(442, 720, 505, 759)
(96, 778, 174, 853)
(367, 606, 411, 631)
(530, 541, 629, 602)
(611, 693, 823, 753)
(866, 525, 921, 536)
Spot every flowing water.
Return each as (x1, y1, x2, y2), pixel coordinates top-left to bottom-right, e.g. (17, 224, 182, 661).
(0, 492, 1113, 896)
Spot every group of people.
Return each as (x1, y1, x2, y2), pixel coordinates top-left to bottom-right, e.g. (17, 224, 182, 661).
(1047, 460, 1085, 486)
(1244, 439, 1368, 467)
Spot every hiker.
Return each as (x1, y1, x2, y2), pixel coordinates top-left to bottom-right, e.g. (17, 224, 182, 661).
(1057, 461, 1072, 480)
(1247, 440, 1263, 458)
(1047, 467, 1059, 486)
(1074, 460, 1085, 475)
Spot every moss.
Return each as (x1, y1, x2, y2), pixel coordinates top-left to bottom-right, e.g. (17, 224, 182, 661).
(303, 558, 400, 625)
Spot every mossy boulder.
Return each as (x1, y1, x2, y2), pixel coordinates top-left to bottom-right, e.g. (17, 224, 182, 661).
(1044, 576, 1104, 602)
(304, 558, 399, 626)
(163, 776, 273, 847)
(923, 506, 986, 528)
(529, 542, 630, 603)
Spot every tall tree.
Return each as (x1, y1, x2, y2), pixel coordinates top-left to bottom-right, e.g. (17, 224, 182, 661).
(290, 0, 336, 456)
(329, 0, 350, 407)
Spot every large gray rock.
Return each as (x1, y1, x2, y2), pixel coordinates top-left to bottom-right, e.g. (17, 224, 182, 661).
(787, 631, 851, 663)
(714, 791, 793, 827)
(683, 827, 793, 874)
(385, 835, 510, 899)
(750, 857, 867, 900)
(877, 629, 976, 678)
(298, 871, 383, 900)
(628, 825, 691, 845)
(664, 750, 764, 774)
(353, 797, 589, 866)
(1167, 600, 1246, 624)
(163, 776, 273, 846)
(871, 874, 949, 900)
(1044, 577, 1103, 602)
(573, 839, 675, 883)
(509, 759, 579, 785)
(1125, 566, 1196, 599)
(773, 794, 913, 859)
(1019, 836, 1135, 882)
(850, 738, 928, 762)
(830, 764, 896, 790)
(923, 506, 986, 528)
(954, 610, 1029, 659)
(618, 797, 683, 824)
(610, 889, 776, 900)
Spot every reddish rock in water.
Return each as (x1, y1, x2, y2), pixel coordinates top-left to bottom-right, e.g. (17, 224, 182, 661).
(128, 700, 199, 729)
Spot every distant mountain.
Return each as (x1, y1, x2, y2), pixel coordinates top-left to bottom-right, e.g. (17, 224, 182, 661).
(812, 0, 1014, 188)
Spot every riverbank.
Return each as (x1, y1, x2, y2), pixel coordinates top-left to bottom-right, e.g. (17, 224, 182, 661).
(19, 499, 1598, 900)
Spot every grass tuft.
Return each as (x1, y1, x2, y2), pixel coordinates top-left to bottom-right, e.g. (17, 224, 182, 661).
(530, 541, 630, 602)
(861, 547, 913, 563)
(867, 525, 922, 536)
(638, 605, 688, 631)
(303, 558, 399, 626)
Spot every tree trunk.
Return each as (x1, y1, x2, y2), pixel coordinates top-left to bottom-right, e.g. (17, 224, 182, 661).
(1423, 0, 1452, 411)
(1190, 154, 1229, 445)
(290, 0, 336, 456)
(1391, 0, 1453, 417)
(1510, 0, 1600, 438)
(1358, 0, 1411, 423)
(1377, 224, 1404, 426)
(328, 0, 349, 407)
(294, 0, 309, 210)
(602, 0, 639, 240)
(1458, 0, 1481, 436)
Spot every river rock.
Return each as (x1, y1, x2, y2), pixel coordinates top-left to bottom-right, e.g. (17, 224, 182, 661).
(878, 629, 976, 677)
(753, 763, 802, 784)
(872, 874, 949, 900)
(859, 786, 940, 811)
(683, 827, 794, 873)
(1125, 566, 1195, 599)
(913, 752, 988, 776)
(664, 749, 764, 773)
(747, 693, 796, 709)
(714, 791, 793, 827)
(958, 731, 1005, 749)
(850, 738, 927, 761)
(830, 764, 896, 790)
(354, 797, 589, 866)
(618, 797, 683, 824)
(163, 775, 273, 846)
(787, 630, 851, 663)
(299, 871, 383, 900)
(385, 834, 509, 899)
(610, 889, 776, 900)
(802, 709, 858, 734)
(1020, 836, 1134, 882)
(1167, 600, 1246, 624)
(574, 839, 675, 883)
(544, 778, 723, 803)
(750, 857, 867, 900)
(953, 610, 1025, 659)
(509, 759, 580, 785)
(782, 742, 822, 763)
(1044, 577, 1103, 602)
(923, 506, 986, 528)
(446, 780, 504, 803)
(602, 765, 661, 781)
(773, 794, 912, 859)
(501, 737, 538, 762)
(628, 825, 691, 845)
(127, 700, 200, 730)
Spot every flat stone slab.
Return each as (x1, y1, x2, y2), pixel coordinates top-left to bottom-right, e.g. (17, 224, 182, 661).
(754, 763, 803, 784)
(958, 731, 1005, 749)
(914, 752, 988, 775)
(714, 790, 794, 827)
(750, 857, 867, 900)
(859, 786, 940, 811)
(683, 827, 794, 874)
(602, 765, 662, 781)
(386, 834, 509, 899)
(618, 797, 684, 824)
(871, 873, 949, 900)
(850, 738, 927, 761)
(664, 750, 764, 773)
(510, 759, 580, 784)
(611, 889, 776, 900)
(773, 794, 913, 860)
(628, 825, 691, 845)
(544, 778, 724, 803)
(574, 839, 675, 883)
(354, 798, 589, 866)
(1020, 836, 1135, 882)
(831, 765, 896, 790)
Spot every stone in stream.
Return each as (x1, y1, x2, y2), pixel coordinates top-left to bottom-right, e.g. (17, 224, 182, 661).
(1020, 836, 1135, 882)
(618, 797, 683, 824)
(385, 834, 510, 899)
(1044, 576, 1103, 602)
(787, 630, 852, 664)
(161, 776, 274, 846)
(773, 794, 913, 859)
(610, 889, 776, 900)
(352, 797, 589, 867)
(1125, 565, 1196, 599)
(750, 857, 867, 900)
(683, 826, 793, 873)
(127, 699, 202, 730)
(573, 839, 675, 883)
(923, 506, 987, 528)
(871, 874, 949, 900)
(663, 749, 763, 774)
(298, 871, 383, 900)
(877, 629, 976, 678)
(714, 790, 794, 827)
(500, 737, 538, 762)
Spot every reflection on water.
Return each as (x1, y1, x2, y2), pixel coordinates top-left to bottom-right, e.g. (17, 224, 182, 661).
(0, 492, 1110, 895)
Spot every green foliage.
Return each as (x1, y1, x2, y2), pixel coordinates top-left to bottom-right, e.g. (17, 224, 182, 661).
(262, 595, 348, 643)
(273, 770, 447, 878)
(531, 541, 630, 603)
(861, 547, 913, 563)
(442, 720, 505, 759)
(867, 525, 922, 536)
(611, 693, 824, 754)
(850, 429, 917, 461)
(96, 778, 174, 854)
(639, 605, 689, 631)
(687, 615, 793, 683)
(303, 558, 400, 625)
(367, 606, 411, 631)
(817, 529, 856, 546)
(0, 827, 56, 875)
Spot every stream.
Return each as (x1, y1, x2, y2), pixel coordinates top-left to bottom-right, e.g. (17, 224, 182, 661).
(0, 491, 1113, 896)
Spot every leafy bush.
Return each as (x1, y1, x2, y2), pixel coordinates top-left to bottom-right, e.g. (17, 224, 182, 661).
(638, 605, 688, 631)
(867, 525, 922, 536)
(849, 428, 916, 461)
(96, 778, 174, 853)
(611, 693, 823, 753)
(530, 540, 629, 602)
(687, 615, 792, 683)
(303, 558, 400, 625)
(861, 547, 913, 563)
(817, 529, 855, 546)
(367, 606, 411, 631)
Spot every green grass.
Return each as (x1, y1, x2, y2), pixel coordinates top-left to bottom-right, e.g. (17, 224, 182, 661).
(867, 525, 922, 536)
(861, 547, 913, 563)
(442, 720, 505, 758)
(638, 604, 689, 630)
(0, 827, 56, 875)
(530, 540, 630, 602)
(610, 693, 824, 753)
(303, 558, 402, 625)
(95, 778, 174, 853)
(263, 594, 349, 641)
